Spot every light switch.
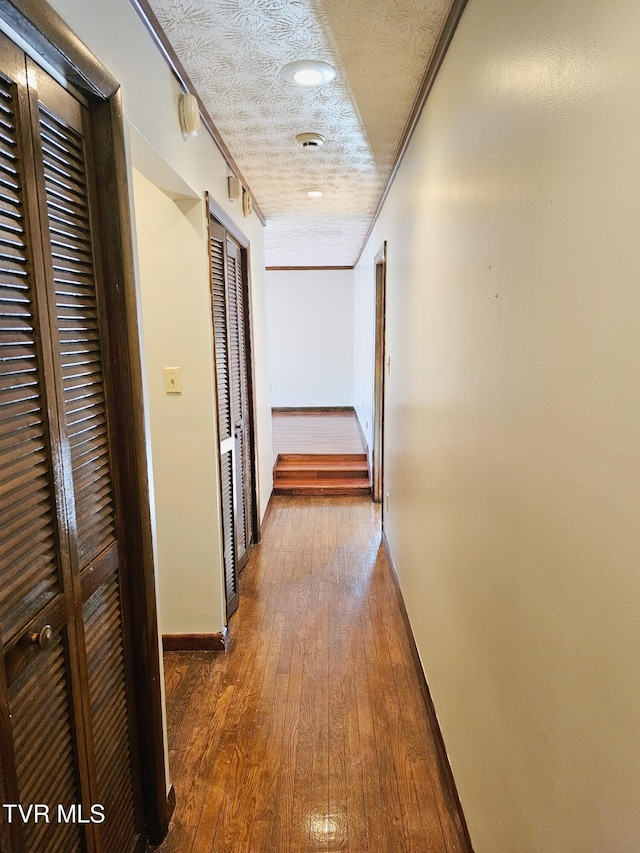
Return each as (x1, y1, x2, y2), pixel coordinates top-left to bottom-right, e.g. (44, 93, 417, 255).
(163, 367, 182, 394)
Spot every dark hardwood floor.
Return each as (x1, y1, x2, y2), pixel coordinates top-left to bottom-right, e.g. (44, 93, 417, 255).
(155, 497, 466, 852)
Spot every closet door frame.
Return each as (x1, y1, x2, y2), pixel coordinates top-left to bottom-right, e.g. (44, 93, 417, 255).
(0, 0, 172, 844)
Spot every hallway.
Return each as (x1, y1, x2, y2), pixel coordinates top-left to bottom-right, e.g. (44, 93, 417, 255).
(156, 497, 467, 852)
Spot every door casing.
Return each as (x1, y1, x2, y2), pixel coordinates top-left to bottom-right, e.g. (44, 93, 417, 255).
(372, 242, 387, 505)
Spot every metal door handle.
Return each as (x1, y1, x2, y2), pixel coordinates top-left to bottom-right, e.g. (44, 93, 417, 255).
(30, 625, 53, 650)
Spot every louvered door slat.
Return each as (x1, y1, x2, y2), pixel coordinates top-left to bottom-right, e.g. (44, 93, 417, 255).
(234, 426, 247, 558)
(210, 231, 231, 441)
(84, 571, 137, 853)
(39, 103, 116, 566)
(233, 244, 253, 546)
(0, 37, 145, 853)
(226, 238, 251, 563)
(227, 251, 242, 425)
(34, 73, 142, 851)
(220, 450, 238, 615)
(8, 633, 82, 853)
(0, 72, 61, 645)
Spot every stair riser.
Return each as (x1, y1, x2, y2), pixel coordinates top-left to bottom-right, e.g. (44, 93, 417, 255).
(275, 469, 368, 481)
(273, 486, 372, 497)
(277, 453, 367, 464)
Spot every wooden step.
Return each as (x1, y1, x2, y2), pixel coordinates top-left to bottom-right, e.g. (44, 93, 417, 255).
(276, 453, 367, 464)
(272, 477, 371, 496)
(275, 461, 368, 480)
(272, 453, 371, 497)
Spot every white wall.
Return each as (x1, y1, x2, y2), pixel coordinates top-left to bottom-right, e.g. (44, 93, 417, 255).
(353, 261, 376, 453)
(48, 0, 274, 637)
(266, 269, 354, 407)
(354, 0, 640, 850)
(131, 171, 223, 633)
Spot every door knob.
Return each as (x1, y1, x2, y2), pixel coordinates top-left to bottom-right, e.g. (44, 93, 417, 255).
(30, 625, 53, 650)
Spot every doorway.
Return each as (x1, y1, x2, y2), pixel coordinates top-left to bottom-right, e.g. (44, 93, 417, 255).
(208, 202, 258, 619)
(372, 242, 387, 504)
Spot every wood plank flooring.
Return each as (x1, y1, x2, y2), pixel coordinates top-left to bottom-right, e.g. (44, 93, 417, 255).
(272, 411, 366, 457)
(155, 497, 466, 853)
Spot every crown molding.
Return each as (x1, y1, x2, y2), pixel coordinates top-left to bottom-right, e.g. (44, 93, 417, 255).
(354, 0, 469, 267)
(129, 0, 266, 226)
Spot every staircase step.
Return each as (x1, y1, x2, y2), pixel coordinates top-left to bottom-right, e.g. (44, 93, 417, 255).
(275, 462, 368, 480)
(276, 453, 367, 464)
(273, 477, 371, 496)
(272, 453, 371, 496)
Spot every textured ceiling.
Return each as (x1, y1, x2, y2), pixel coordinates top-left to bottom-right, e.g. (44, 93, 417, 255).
(146, 0, 454, 266)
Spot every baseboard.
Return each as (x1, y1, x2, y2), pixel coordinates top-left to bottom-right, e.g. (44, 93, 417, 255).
(381, 531, 474, 852)
(162, 629, 228, 651)
(261, 490, 277, 527)
(272, 406, 354, 414)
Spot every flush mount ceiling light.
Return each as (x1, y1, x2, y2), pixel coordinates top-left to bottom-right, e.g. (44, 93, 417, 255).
(280, 60, 337, 87)
(303, 188, 324, 198)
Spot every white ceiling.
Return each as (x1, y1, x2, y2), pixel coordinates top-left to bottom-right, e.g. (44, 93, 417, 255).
(146, 0, 455, 266)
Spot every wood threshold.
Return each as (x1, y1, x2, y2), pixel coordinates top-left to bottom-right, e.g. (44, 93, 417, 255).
(265, 265, 354, 271)
(128, 0, 265, 226)
(163, 630, 229, 652)
(354, 0, 469, 266)
(381, 531, 474, 852)
(272, 406, 354, 414)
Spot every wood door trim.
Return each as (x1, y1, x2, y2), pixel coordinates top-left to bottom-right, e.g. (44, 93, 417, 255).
(381, 531, 474, 852)
(207, 191, 251, 249)
(90, 91, 171, 844)
(0, 0, 118, 98)
(373, 242, 387, 504)
(239, 241, 261, 544)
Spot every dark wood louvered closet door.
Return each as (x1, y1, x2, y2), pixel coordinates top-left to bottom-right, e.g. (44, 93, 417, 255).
(0, 35, 142, 853)
(208, 215, 255, 619)
(209, 220, 238, 617)
(226, 237, 252, 568)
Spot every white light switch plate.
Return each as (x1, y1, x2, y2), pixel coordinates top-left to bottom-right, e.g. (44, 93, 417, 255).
(163, 367, 182, 394)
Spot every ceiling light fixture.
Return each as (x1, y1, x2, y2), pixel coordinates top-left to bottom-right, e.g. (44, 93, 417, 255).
(303, 188, 324, 198)
(280, 60, 337, 87)
(296, 132, 326, 148)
